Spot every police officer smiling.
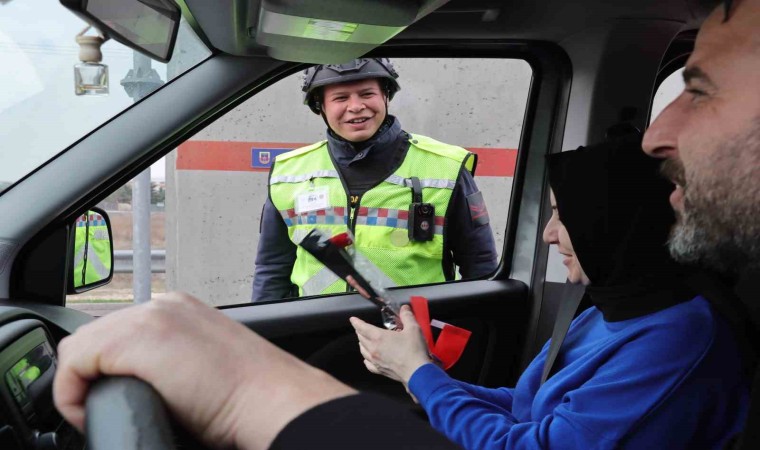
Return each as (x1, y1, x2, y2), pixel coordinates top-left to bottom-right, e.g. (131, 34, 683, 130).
(252, 58, 497, 301)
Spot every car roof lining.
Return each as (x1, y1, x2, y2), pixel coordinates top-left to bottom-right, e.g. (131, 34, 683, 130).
(182, 0, 718, 59)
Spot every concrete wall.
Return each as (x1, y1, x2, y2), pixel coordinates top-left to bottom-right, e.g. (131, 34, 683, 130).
(165, 58, 533, 306)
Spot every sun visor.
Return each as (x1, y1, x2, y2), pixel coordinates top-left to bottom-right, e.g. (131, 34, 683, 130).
(253, 0, 434, 64)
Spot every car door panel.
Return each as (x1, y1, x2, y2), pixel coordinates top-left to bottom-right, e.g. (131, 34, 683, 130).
(223, 279, 529, 398)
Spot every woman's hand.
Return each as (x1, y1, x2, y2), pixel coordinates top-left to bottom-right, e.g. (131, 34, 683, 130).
(350, 305, 432, 385)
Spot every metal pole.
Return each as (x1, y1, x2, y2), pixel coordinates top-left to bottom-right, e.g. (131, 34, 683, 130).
(133, 166, 151, 303)
(121, 52, 165, 303)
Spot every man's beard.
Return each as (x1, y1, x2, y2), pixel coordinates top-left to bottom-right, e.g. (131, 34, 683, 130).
(662, 121, 760, 274)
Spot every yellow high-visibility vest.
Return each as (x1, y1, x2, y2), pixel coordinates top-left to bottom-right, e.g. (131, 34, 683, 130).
(73, 211, 111, 288)
(269, 134, 475, 296)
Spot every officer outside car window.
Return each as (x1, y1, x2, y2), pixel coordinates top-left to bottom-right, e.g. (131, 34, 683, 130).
(72, 211, 111, 288)
(252, 58, 498, 301)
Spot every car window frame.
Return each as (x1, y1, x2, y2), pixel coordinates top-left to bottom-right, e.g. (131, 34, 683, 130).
(6, 41, 571, 309)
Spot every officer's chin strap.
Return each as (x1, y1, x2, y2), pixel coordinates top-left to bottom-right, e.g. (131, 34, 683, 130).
(540, 283, 587, 384)
(319, 109, 331, 131)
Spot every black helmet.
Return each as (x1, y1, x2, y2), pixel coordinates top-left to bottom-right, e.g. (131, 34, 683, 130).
(302, 58, 401, 114)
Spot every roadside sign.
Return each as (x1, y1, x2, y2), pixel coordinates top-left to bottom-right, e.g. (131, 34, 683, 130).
(251, 148, 292, 168)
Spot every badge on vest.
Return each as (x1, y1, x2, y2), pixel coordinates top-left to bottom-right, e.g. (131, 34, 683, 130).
(295, 187, 330, 214)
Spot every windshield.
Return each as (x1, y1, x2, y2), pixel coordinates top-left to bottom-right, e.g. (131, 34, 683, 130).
(0, 0, 211, 194)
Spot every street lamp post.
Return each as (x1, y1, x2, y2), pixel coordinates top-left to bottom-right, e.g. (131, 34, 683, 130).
(121, 52, 164, 303)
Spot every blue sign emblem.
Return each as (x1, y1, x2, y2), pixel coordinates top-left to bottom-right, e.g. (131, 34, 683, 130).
(251, 148, 292, 168)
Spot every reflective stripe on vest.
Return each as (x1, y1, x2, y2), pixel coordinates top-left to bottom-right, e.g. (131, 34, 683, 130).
(278, 206, 348, 227)
(269, 133, 472, 296)
(73, 243, 110, 278)
(302, 266, 342, 296)
(278, 206, 445, 235)
(270, 170, 341, 185)
(353, 207, 445, 235)
(384, 174, 456, 190)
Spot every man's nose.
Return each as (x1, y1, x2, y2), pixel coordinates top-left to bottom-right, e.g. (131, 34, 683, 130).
(642, 95, 684, 160)
(347, 95, 365, 112)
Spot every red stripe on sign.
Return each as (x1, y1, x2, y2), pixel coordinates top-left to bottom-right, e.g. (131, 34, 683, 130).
(468, 147, 518, 177)
(176, 141, 308, 172)
(177, 141, 517, 177)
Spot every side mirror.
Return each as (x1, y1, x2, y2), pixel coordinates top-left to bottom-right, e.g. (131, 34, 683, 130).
(68, 208, 114, 294)
(60, 0, 181, 63)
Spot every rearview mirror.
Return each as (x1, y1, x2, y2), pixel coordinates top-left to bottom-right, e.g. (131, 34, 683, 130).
(68, 208, 114, 294)
(60, 0, 180, 63)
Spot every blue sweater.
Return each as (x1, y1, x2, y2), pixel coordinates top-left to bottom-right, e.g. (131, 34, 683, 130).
(408, 296, 748, 449)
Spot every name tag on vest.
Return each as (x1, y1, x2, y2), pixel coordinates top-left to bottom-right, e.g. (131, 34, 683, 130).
(295, 187, 330, 214)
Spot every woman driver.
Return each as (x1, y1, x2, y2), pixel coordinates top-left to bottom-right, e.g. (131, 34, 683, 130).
(350, 137, 749, 449)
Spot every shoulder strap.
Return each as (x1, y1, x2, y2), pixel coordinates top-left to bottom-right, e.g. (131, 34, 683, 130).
(276, 140, 327, 162)
(541, 283, 587, 384)
(408, 134, 471, 163)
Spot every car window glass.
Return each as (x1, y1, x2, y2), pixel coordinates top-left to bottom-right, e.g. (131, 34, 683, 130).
(0, 0, 210, 195)
(67, 57, 533, 313)
(650, 67, 685, 124)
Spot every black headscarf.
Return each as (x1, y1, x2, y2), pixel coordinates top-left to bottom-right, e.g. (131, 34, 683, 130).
(546, 136, 695, 321)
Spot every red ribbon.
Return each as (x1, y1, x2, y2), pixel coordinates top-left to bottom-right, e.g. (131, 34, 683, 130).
(410, 296, 471, 370)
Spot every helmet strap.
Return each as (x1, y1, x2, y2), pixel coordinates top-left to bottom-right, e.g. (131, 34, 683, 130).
(319, 109, 332, 132)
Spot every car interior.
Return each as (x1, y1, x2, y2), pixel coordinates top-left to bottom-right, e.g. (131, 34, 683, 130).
(0, 0, 746, 449)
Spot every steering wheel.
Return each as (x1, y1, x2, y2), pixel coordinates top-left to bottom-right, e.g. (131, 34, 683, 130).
(85, 377, 175, 450)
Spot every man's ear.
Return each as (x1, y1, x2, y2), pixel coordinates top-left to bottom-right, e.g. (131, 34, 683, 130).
(380, 80, 391, 102)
